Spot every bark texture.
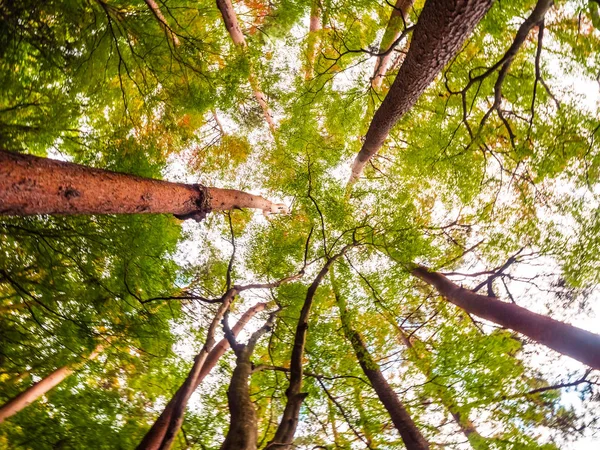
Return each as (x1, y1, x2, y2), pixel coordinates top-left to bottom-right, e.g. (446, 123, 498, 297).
(349, 0, 493, 184)
(412, 266, 600, 370)
(0, 151, 286, 219)
(266, 247, 352, 449)
(215, 0, 276, 130)
(335, 287, 430, 450)
(0, 345, 102, 423)
(144, 0, 180, 46)
(304, 0, 322, 80)
(371, 0, 414, 90)
(220, 314, 276, 450)
(137, 299, 267, 450)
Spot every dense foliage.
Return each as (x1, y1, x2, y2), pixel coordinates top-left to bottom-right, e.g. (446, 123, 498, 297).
(1, 0, 600, 448)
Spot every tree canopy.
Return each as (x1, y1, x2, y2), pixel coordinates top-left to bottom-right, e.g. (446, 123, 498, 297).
(1, 0, 600, 448)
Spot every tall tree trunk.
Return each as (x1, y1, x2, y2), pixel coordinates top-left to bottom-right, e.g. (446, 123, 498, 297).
(0, 151, 287, 219)
(215, 0, 276, 131)
(371, 0, 414, 91)
(412, 266, 600, 370)
(265, 246, 353, 449)
(304, 0, 322, 80)
(334, 285, 430, 450)
(220, 313, 276, 450)
(137, 299, 267, 450)
(144, 0, 180, 46)
(0, 344, 102, 423)
(396, 328, 482, 446)
(349, 0, 493, 185)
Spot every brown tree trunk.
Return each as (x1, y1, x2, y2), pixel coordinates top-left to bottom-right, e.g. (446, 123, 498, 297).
(349, 0, 493, 185)
(334, 286, 430, 450)
(265, 246, 353, 449)
(412, 266, 600, 370)
(144, 0, 180, 46)
(371, 0, 414, 91)
(220, 313, 276, 450)
(0, 151, 286, 219)
(304, 0, 322, 80)
(215, 0, 276, 131)
(137, 299, 267, 450)
(0, 344, 102, 423)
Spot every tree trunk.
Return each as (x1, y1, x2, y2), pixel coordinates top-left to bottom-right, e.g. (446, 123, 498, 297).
(144, 0, 180, 46)
(215, 0, 276, 131)
(0, 150, 287, 219)
(0, 344, 102, 423)
(305, 0, 322, 80)
(412, 266, 600, 370)
(334, 286, 430, 450)
(220, 313, 275, 450)
(137, 299, 267, 450)
(265, 247, 352, 449)
(371, 0, 414, 91)
(349, 0, 493, 185)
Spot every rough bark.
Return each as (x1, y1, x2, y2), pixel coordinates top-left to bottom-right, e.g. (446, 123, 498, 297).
(220, 313, 276, 450)
(265, 246, 353, 449)
(144, 0, 180, 46)
(412, 266, 600, 370)
(137, 302, 267, 450)
(0, 150, 287, 219)
(305, 0, 322, 80)
(371, 0, 414, 90)
(335, 287, 430, 450)
(0, 344, 102, 423)
(215, 0, 276, 130)
(349, 0, 493, 185)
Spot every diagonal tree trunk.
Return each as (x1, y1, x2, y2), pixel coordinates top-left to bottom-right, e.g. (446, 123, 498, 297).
(412, 265, 600, 370)
(304, 0, 322, 81)
(137, 302, 267, 450)
(371, 0, 414, 91)
(215, 0, 276, 131)
(265, 246, 353, 449)
(334, 284, 430, 450)
(0, 344, 103, 423)
(0, 150, 287, 220)
(144, 0, 180, 46)
(348, 0, 493, 185)
(220, 312, 276, 449)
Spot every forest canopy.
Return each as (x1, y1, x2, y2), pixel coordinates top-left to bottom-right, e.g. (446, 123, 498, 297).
(1, 0, 600, 449)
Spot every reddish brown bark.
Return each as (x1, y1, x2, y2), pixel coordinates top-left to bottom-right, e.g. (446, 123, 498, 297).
(220, 313, 276, 450)
(266, 246, 353, 449)
(0, 151, 286, 219)
(371, 0, 414, 91)
(215, 0, 276, 131)
(137, 300, 267, 450)
(349, 0, 493, 185)
(412, 266, 600, 370)
(0, 344, 103, 423)
(144, 0, 180, 46)
(304, 0, 322, 80)
(335, 287, 430, 450)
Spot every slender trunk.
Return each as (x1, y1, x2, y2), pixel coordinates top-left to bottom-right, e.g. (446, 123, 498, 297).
(398, 329, 481, 446)
(220, 313, 275, 450)
(265, 247, 352, 449)
(371, 0, 414, 91)
(144, 0, 180, 46)
(305, 0, 322, 80)
(0, 151, 287, 219)
(0, 344, 102, 423)
(138, 298, 268, 450)
(334, 286, 430, 450)
(215, 0, 276, 131)
(412, 266, 600, 370)
(349, 0, 493, 185)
